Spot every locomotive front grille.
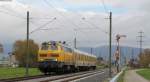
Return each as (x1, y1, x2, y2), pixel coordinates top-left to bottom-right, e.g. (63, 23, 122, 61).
(39, 54, 47, 57)
(50, 54, 59, 57)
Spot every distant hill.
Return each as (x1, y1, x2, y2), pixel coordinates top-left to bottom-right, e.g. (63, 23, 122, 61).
(78, 45, 140, 61)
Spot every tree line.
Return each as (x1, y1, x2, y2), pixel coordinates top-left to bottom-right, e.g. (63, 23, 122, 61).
(128, 48, 150, 68)
(139, 49, 150, 67)
(13, 40, 39, 67)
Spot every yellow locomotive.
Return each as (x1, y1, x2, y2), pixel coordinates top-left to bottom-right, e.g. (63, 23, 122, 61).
(38, 41, 97, 74)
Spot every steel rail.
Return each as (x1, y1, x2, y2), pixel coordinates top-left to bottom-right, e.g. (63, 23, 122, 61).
(40, 70, 104, 82)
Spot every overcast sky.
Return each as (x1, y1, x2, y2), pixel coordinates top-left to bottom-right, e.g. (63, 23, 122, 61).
(0, 0, 150, 49)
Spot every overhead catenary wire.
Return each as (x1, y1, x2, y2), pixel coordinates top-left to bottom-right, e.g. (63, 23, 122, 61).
(51, 0, 108, 34)
(81, 17, 108, 34)
(0, 10, 24, 19)
(30, 21, 60, 32)
(29, 17, 55, 20)
(43, 0, 110, 47)
(30, 17, 56, 34)
(43, 0, 87, 31)
(0, 5, 59, 21)
(44, 0, 107, 34)
(0, 6, 25, 18)
(0, 0, 97, 48)
(99, 0, 109, 13)
(43, 0, 93, 41)
(72, 15, 109, 34)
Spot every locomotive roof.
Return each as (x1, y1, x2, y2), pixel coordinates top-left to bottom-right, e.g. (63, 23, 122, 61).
(73, 49, 97, 58)
(61, 44, 96, 58)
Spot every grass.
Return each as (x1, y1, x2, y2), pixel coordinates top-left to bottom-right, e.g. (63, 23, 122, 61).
(96, 64, 108, 69)
(117, 73, 124, 82)
(117, 70, 125, 82)
(117, 67, 128, 82)
(0, 67, 42, 79)
(136, 68, 150, 80)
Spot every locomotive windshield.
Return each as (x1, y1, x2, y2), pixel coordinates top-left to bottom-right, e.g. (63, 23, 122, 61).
(50, 44, 57, 50)
(41, 42, 49, 50)
(41, 42, 58, 50)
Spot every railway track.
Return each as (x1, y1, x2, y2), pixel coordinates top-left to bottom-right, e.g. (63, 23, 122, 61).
(40, 70, 104, 82)
(0, 75, 49, 82)
(0, 69, 105, 82)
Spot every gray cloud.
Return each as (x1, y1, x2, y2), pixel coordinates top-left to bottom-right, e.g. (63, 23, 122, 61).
(0, 0, 150, 48)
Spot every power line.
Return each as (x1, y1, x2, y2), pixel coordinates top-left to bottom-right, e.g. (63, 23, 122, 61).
(43, 0, 95, 44)
(43, 0, 110, 49)
(30, 21, 60, 32)
(74, 29, 92, 44)
(99, 0, 109, 13)
(44, 0, 108, 39)
(0, 6, 58, 20)
(0, 6, 25, 18)
(71, 13, 108, 34)
(0, 10, 24, 19)
(67, 11, 108, 34)
(43, 0, 87, 31)
(82, 17, 108, 34)
(30, 17, 56, 34)
(44, 0, 108, 34)
(28, 15, 60, 20)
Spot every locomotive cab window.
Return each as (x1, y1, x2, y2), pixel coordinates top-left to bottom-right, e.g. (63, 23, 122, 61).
(41, 42, 58, 50)
(41, 42, 49, 50)
(50, 43, 58, 50)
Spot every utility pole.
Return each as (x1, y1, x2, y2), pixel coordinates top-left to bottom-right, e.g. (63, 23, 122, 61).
(99, 51, 101, 57)
(26, 11, 29, 77)
(91, 48, 93, 54)
(131, 48, 134, 59)
(74, 29, 77, 49)
(137, 31, 144, 55)
(109, 12, 112, 77)
(74, 37, 77, 49)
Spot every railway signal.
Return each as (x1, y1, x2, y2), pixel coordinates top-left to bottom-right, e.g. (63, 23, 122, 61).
(114, 34, 126, 73)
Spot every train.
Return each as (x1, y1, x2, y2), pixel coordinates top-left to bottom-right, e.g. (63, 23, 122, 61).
(38, 41, 97, 74)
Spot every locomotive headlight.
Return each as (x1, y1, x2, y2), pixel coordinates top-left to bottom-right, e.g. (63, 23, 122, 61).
(39, 59, 44, 61)
(54, 58, 57, 61)
(49, 58, 57, 61)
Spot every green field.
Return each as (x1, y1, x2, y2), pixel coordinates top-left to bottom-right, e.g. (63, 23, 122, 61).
(136, 68, 150, 80)
(0, 67, 42, 79)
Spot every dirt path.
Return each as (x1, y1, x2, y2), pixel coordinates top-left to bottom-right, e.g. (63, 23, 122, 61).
(124, 70, 150, 82)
